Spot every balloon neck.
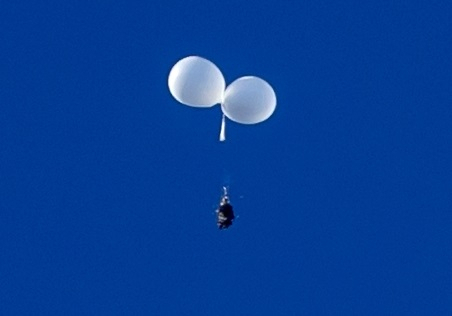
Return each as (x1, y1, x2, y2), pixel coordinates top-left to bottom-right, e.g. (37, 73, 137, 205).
(219, 114, 226, 142)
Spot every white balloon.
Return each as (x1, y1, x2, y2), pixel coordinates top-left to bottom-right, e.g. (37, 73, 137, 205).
(168, 56, 225, 107)
(221, 76, 276, 124)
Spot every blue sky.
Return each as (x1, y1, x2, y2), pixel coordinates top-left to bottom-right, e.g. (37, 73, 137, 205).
(1, 0, 451, 315)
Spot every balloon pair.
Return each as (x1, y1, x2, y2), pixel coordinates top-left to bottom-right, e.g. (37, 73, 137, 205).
(168, 56, 276, 141)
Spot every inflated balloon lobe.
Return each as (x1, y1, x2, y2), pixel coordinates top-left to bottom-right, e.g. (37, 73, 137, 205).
(168, 56, 225, 107)
(221, 76, 276, 124)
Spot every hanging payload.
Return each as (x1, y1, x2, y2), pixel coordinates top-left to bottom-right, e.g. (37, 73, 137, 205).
(216, 187, 235, 230)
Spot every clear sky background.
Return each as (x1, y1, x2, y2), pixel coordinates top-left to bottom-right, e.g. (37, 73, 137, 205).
(1, 0, 451, 315)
